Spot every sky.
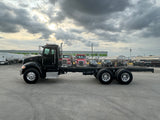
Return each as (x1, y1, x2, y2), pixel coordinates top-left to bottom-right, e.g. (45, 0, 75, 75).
(0, 0, 160, 56)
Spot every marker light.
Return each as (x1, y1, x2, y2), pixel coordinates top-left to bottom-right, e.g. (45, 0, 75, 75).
(21, 65, 26, 69)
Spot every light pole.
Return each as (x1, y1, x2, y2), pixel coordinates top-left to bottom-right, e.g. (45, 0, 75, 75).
(130, 48, 132, 59)
(91, 43, 93, 60)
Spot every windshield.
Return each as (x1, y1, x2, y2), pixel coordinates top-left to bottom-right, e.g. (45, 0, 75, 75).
(104, 60, 110, 62)
(63, 55, 70, 58)
(90, 60, 95, 62)
(76, 55, 86, 59)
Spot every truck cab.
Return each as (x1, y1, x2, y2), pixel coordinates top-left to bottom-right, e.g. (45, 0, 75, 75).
(41, 44, 60, 71)
(21, 44, 60, 83)
(62, 55, 73, 67)
(75, 54, 87, 66)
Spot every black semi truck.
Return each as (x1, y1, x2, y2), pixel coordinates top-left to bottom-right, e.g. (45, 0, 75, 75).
(20, 44, 154, 84)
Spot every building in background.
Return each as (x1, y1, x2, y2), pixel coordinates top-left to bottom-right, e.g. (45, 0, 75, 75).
(62, 51, 108, 57)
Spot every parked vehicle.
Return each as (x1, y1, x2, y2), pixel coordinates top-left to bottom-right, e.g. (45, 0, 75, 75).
(20, 44, 154, 85)
(0, 52, 24, 64)
(102, 59, 113, 67)
(150, 60, 160, 67)
(134, 60, 152, 67)
(62, 55, 73, 67)
(0, 56, 8, 65)
(75, 54, 87, 66)
(89, 59, 98, 67)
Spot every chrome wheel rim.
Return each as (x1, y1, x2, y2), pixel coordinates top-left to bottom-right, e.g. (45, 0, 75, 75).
(26, 72, 36, 81)
(121, 73, 130, 82)
(102, 73, 111, 82)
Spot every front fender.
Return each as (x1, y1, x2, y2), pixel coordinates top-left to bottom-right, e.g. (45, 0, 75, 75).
(21, 62, 42, 75)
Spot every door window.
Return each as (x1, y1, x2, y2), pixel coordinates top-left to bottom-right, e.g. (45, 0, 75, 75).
(44, 48, 50, 56)
(51, 49, 55, 55)
(43, 48, 56, 65)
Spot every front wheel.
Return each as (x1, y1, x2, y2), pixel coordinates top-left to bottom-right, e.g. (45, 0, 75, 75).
(23, 68, 40, 84)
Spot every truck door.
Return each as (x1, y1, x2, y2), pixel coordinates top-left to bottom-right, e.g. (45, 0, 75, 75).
(42, 48, 57, 71)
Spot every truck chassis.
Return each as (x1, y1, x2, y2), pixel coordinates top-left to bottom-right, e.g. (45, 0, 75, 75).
(21, 65, 154, 85)
(20, 44, 154, 85)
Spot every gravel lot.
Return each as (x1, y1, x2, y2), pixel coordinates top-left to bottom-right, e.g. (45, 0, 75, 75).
(0, 64, 160, 120)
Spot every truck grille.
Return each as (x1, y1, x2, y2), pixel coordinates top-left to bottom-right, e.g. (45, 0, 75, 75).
(78, 61, 84, 66)
(62, 60, 67, 64)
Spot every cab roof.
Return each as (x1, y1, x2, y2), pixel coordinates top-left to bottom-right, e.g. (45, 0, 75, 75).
(76, 54, 86, 56)
(42, 44, 59, 48)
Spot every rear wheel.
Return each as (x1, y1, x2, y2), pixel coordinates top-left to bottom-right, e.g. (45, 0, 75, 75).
(23, 68, 40, 84)
(97, 69, 113, 84)
(116, 69, 133, 85)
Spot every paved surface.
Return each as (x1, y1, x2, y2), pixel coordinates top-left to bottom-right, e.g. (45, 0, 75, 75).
(0, 64, 160, 120)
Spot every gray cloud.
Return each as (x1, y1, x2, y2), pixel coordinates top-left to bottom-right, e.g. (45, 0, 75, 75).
(70, 29, 83, 34)
(142, 22, 160, 38)
(121, 1, 160, 38)
(53, 11, 65, 22)
(81, 40, 99, 47)
(40, 5, 65, 23)
(49, 0, 57, 5)
(56, 0, 160, 41)
(60, 0, 130, 15)
(54, 29, 83, 45)
(48, 0, 132, 45)
(19, 3, 28, 7)
(0, 2, 52, 39)
(93, 30, 128, 43)
(49, 10, 65, 23)
(124, 1, 159, 30)
(54, 28, 99, 46)
(49, 0, 130, 32)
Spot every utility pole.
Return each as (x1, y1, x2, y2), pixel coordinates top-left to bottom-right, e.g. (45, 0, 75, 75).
(91, 43, 93, 60)
(130, 48, 132, 59)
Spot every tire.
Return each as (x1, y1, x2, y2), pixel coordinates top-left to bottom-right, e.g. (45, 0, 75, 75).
(23, 68, 40, 84)
(97, 69, 113, 84)
(116, 69, 133, 85)
(115, 69, 122, 78)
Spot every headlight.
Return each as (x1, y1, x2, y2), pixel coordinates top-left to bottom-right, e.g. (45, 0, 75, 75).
(21, 65, 26, 69)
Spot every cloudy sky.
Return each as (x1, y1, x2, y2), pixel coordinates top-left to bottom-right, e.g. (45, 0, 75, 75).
(0, 0, 160, 56)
